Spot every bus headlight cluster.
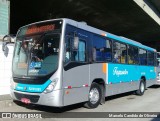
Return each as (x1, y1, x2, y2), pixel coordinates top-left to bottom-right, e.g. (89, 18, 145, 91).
(44, 79, 58, 93)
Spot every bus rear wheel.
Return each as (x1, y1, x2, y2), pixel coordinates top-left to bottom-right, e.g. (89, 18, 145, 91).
(84, 83, 102, 109)
(135, 80, 145, 96)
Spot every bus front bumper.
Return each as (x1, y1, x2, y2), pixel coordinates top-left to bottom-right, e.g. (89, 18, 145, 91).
(10, 89, 64, 107)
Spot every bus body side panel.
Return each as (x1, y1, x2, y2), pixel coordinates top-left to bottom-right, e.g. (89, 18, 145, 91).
(137, 66, 156, 87)
(63, 65, 90, 106)
(105, 82, 140, 97)
(89, 63, 106, 84)
(63, 25, 91, 106)
(104, 63, 156, 96)
(105, 63, 139, 96)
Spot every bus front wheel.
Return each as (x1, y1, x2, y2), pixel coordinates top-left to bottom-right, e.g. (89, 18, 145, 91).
(135, 80, 145, 96)
(84, 83, 102, 109)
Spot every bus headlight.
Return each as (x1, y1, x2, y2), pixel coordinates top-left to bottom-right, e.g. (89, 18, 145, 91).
(44, 79, 58, 93)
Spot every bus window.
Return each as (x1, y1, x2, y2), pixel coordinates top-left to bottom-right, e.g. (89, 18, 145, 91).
(121, 44, 127, 64)
(113, 42, 127, 64)
(128, 45, 138, 64)
(139, 49, 147, 65)
(92, 35, 112, 62)
(65, 37, 86, 62)
(75, 39, 86, 62)
(148, 51, 154, 66)
(65, 36, 72, 63)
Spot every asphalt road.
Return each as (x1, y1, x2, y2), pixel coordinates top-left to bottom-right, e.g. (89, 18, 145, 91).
(0, 85, 160, 121)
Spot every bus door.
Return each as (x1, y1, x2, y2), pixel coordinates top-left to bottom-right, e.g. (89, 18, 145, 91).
(63, 33, 89, 106)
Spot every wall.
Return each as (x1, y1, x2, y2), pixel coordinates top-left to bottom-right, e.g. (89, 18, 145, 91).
(0, 42, 14, 95)
(0, 0, 9, 39)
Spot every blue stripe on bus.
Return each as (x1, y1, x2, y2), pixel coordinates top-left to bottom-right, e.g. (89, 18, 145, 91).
(107, 63, 156, 84)
(15, 79, 52, 93)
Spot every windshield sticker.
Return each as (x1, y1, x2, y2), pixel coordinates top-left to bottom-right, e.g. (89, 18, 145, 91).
(29, 69, 39, 73)
(18, 63, 28, 69)
(29, 62, 41, 69)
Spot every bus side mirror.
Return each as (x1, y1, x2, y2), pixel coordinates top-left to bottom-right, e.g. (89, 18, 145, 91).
(73, 37, 79, 50)
(2, 35, 12, 57)
(2, 42, 7, 51)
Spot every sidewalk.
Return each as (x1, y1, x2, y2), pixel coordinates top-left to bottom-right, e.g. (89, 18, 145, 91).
(0, 94, 11, 101)
(0, 94, 15, 109)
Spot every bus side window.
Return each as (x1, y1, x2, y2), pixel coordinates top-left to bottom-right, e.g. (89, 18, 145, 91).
(113, 42, 127, 64)
(148, 51, 154, 66)
(128, 45, 138, 64)
(65, 37, 86, 63)
(113, 42, 121, 63)
(120, 44, 127, 64)
(65, 36, 72, 63)
(75, 40, 86, 62)
(92, 35, 112, 62)
(139, 49, 147, 65)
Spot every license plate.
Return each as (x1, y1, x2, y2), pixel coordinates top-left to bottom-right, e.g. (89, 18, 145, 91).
(21, 98, 31, 104)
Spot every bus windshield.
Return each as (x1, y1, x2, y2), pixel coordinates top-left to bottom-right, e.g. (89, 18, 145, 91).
(13, 33, 60, 77)
(12, 20, 62, 77)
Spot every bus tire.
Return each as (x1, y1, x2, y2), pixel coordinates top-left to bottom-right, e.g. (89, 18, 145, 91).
(84, 83, 102, 109)
(135, 80, 145, 96)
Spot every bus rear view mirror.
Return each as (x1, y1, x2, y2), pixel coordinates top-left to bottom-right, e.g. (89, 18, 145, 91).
(2, 34, 15, 52)
(3, 45, 9, 57)
(2, 42, 6, 51)
(3, 35, 11, 43)
(2, 35, 11, 51)
(73, 37, 79, 50)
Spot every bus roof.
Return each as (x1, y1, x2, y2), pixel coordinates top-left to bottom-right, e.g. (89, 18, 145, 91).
(19, 18, 156, 52)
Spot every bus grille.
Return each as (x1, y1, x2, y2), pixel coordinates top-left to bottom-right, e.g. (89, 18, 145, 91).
(14, 92, 40, 103)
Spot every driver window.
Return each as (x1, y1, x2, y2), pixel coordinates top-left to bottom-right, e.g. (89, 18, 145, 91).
(75, 40, 86, 62)
(65, 37, 72, 63)
(65, 36, 86, 63)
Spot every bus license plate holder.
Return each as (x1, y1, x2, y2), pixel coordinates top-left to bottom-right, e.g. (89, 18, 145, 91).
(21, 98, 31, 104)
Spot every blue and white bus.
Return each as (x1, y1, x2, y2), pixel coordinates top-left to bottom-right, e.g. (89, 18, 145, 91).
(5, 18, 157, 108)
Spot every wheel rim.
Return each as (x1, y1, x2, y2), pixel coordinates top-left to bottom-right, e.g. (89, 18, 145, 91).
(89, 88, 99, 104)
(140, 82, 145, 93)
